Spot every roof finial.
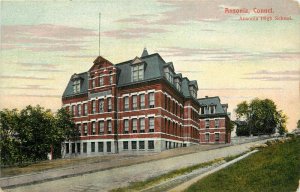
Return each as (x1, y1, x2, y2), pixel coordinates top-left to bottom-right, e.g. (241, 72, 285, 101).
(141, 47, 149, 57)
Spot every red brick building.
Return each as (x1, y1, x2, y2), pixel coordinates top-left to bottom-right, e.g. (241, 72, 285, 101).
(198, 96, 231, 144)
(62, 49, 231, 157)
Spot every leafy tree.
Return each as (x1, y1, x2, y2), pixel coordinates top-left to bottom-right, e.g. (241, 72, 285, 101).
(297, 120, 300, 128)
(0, 109, 21, 165)
(235, 98, 287, 136)
(276, 111, 288, 135)
(236, 125, 250, 136)
(54, 108, 78, 158)
(0, 105, 77, 165)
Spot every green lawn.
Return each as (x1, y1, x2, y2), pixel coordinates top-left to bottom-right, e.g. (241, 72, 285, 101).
(186, 136, 300, 192)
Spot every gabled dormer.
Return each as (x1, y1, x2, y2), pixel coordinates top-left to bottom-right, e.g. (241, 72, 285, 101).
(189, 80, 198, 98)
(71, 73, 84, 94)
(90, 56, 114, 72)
(164, 62, 175, 84)
(89, 56, 115, 89)
(131, 56, 146, 82)
(174, 73, 182, 92)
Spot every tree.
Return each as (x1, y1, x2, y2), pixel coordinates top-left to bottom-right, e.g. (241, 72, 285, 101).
(0, 109, 21, 165)
(0, 105, 77, 165)
(297, 120, 300, 128)
(235, 98, 287, 136)
(54, 108, 78, 158)
(276, 110, 288, 135)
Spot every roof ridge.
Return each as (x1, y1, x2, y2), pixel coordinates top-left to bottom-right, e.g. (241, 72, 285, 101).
(197, 96, 220, 100)
(115, 53, 161, 66)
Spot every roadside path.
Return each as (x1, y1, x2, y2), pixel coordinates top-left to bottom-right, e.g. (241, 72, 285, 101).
(4, 139, 269, 192)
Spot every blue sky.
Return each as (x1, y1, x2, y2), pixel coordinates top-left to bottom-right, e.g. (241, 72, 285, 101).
(1, 0, 299, 131)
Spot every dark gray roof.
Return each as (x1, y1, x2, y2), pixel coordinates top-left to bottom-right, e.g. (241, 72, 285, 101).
(181, 78, 191, 97)
(116, 53, 165, 87)
(141, 48, 149, 57)
(198, 96, 227, 115)
(62, 72, 88, 98)
(62, 51, 200, 101)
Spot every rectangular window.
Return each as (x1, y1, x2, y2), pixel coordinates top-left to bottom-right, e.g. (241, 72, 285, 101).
(77, 143, 80, 153)
(99, 121, 104, 135)
(98, 142, 104, 152)
(107, 120, 112, 134)
(140, 94, 145, 109)
(77, 104, 81, 116)
(132, 64, 144, 81)
(132, 141, 137, 150)
(84, 124, 88, 136)
(140, 118, 145, 133)
(124, 97, 129, 111)
(210, 106, 215, 114)
(132, 95, 137, 110)
(91, 79, 95, 88)
(92, 100, 96, 114)
(71, 143, 75, 153)
(66, 143, 69, 154)
(132, 119, 137, 133)
(148, 140, 154, 150)
(189, 86, 197, 98)
(107, 142, 111, 152)
(109, 75, 113, 84)
(215, 133, 220, 142)
(205, 133, 209, 142)
(215, 119, 219, 128)
(123, 141, 128, 150)
(175, 80, 181, 92)
(91, 142, 95, 152)
(77, 124, 82, 136)
(124, 119, 129, 134)
(99, 99, 104, 113)
(139, 141, 145, 150)
(72, 105, 76, 116)
(83, 143, 87, 153)
(205, 119, 210, 129)
(73, 80, 80, 93)
(83, 103, 88, 116)
(149, 117, 155, 132)
(148, 92, 155, 108)
(200, 106, 205, 115)
(164, 95, 167, 109)
(164, 68, 173, 83)
(107, 98, 112, 112)
(99, 76, 104, 86)
(92, 122, 96, 135)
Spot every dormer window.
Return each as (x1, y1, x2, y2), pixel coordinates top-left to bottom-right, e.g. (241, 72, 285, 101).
(189, 86, 197, 98)
(164, 67, 173, 83)
(132, 63, 144, 82)
(174, 78, 181, 91)
(209, 105, 216, 114)
(200, 106, 207, 114)
(73, 79, 81, 93)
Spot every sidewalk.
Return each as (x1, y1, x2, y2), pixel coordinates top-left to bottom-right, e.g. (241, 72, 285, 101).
(1, 137, 272, 191)
(0, 144, 228, 189)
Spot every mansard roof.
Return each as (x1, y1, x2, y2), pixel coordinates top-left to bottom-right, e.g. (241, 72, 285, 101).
(116, 53, 165, 87)
(197, 96, 228, 116)
(62, 50, 200, 101)
(62, 72, 88, 98)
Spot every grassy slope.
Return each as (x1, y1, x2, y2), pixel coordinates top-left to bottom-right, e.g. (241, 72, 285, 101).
(186, 137, 300, 192)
